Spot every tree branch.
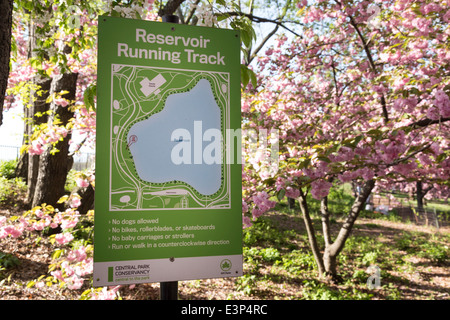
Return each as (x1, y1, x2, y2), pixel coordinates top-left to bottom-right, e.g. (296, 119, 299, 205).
(347, 15, 389, 124)
(247, 24, 279, 65)
(158, 0, 186, 18)
(408, 116, 450, 129)
(248, 0, 294, 65)
(387, 143, 431, 167)
(221, 11, 303, 38)
(185, 0, 201, 24)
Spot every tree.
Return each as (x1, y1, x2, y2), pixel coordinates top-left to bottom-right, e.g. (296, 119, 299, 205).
(8, 0, 100, 208)
(242, 0, 450, 280)
(0, 0, 14, 126)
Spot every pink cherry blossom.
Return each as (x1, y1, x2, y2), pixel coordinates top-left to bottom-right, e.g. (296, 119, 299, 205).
(55, 232, 74, 245)
(76, 178, 90, 188)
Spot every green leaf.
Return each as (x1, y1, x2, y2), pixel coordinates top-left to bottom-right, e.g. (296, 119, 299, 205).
(277, 188, 286, 201)
(262, 177, 276, 186)
(318, 156, 331, 163)
(215, 0, 227, 6)
(249, 69, 257, 88)
(216, 13, 229, 22)
(241, 29, 252, 48)
(436, 153, 447, 163)
(241, 64, 250, 88)
(83, 84, 97, 111)
(367, 129, 382, 136)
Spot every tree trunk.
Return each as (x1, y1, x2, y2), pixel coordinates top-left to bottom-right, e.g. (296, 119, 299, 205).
(70, 183, 95, 215)
(15, 151, 28, 181)
(298, 179, 375, 281)
(416, 181, 424, 211)
(288, 197, 295, 209)
(416, 181, 432, 223)
(0, 0, 13, 126)
(328, 179, 375, 279)
(15, 19, 52, 206)
(31, 72, 78, 208)
(323, 249, 337, 279)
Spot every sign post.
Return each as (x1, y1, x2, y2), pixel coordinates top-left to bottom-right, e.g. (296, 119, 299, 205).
(159, 14, 179, 301)
(94, 15, 242, 295)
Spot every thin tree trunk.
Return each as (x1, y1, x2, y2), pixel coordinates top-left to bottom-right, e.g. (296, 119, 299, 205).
(16, 19, 52, 206)
(288, 197, 295, 209)
(320, 196, 340, 281)
(70, 182, 95, 215)
(416, 181, 432, 224)
(323, 179, 375, 278)
(298, 188, 325, 276)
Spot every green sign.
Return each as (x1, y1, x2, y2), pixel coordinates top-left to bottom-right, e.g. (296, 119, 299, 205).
(94, 16, 242, 286)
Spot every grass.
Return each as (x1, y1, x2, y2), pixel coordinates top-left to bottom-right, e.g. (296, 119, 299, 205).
(379, 190, 450, 217)
(0, 177, 26, 206)
(238, 181, 449, 300)
(235, 212, 449, 300)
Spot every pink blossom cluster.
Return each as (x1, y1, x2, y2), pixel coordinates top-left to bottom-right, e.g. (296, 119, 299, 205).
(311, 180, 333, 200)
(0, 194, 102, 295)
(50, 246, 93, 290)
(89, 286, 121, 300)
(0, 196, 80, 240)
(28, 125, 69, 155)
(429, 89, 450, 120)
(251, 191, 276, 219)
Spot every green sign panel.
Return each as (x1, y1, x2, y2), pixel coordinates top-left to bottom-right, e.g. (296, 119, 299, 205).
(94, 16, 242, 286)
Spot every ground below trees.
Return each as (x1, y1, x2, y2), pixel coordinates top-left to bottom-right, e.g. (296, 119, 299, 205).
(0, 194, 449, 300)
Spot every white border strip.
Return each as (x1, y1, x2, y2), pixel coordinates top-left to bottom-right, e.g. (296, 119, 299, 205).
(94, 254, 243, 287)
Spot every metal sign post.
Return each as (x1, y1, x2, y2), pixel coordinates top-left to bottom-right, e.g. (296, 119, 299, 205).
(160, 14, 179, 301)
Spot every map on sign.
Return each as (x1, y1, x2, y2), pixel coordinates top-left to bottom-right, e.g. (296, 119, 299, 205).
(109, 64, 231, 211)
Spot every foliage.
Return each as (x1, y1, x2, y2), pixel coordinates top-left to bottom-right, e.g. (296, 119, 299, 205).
(0, 160, 17, 179)
(236, 206, 445, 300)
(394, 232, 449, 263)
(0, 177, 26, 204)
(1, 182, 449, 299)
(0, 252, 20, 270)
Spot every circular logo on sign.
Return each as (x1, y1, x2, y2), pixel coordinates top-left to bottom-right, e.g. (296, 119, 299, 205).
(220, 259, 232, 271)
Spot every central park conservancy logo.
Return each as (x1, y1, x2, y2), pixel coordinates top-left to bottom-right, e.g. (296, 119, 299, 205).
(108, 264, 151, 282)
(220, 259, 232, 272)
